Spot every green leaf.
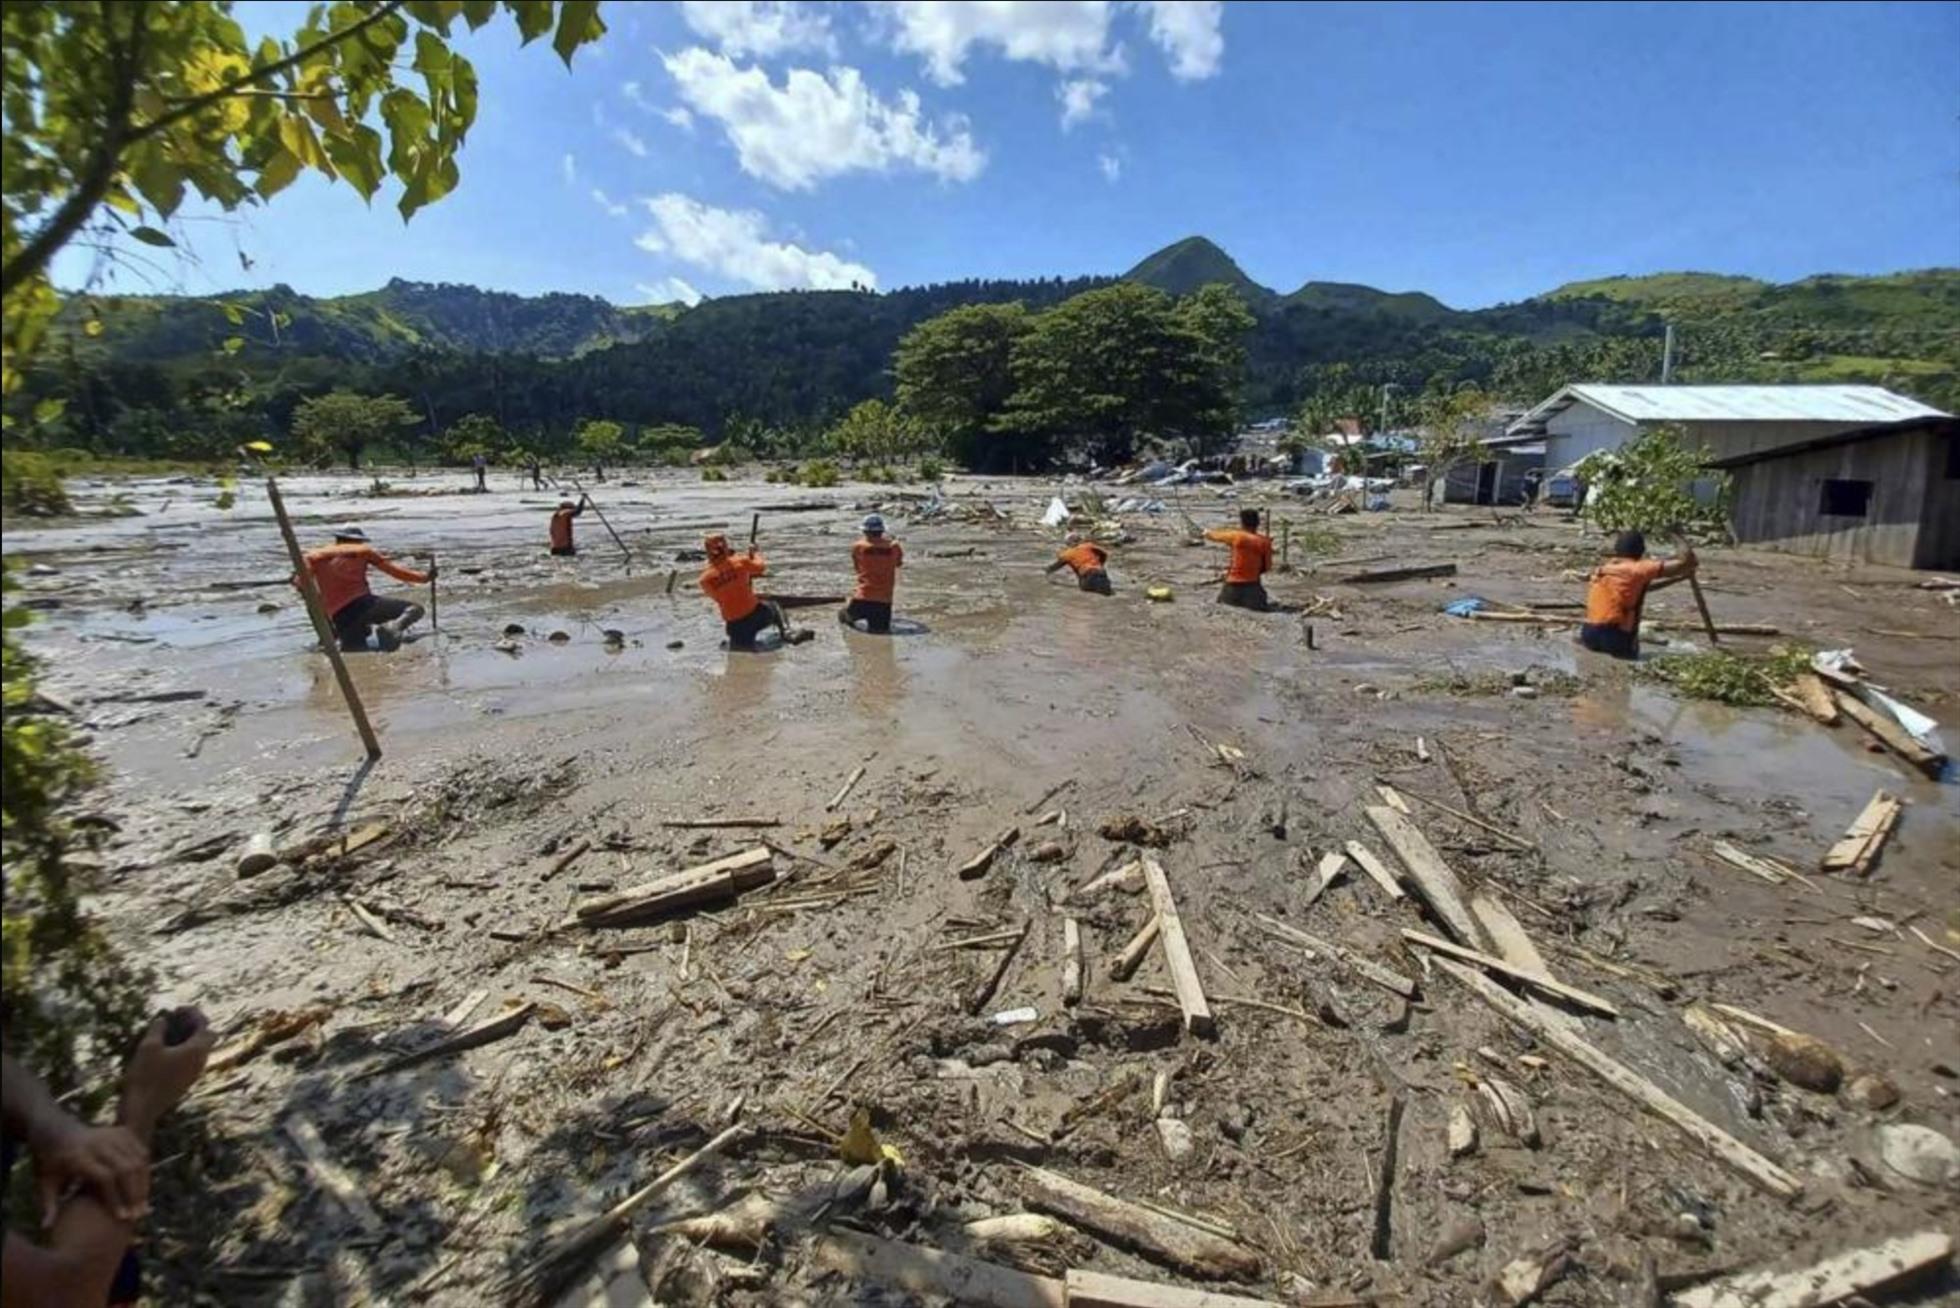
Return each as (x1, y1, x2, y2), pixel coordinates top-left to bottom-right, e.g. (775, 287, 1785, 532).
(222, 336, 246, 355)
(505, 0, 554, 44)
(32, 398, 67, 424)
(254, 147, 302, 199)
(323, 124, 385, 200)
(127, 148, 187, 220)
(461, 0, 496, 28)
(222, 302, 245, 325)
(552, 0, 603, 66)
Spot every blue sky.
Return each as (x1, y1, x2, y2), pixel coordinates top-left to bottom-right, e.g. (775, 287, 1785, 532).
(55, 0, 1960, 309)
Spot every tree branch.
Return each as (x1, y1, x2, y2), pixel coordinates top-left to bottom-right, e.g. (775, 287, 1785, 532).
(127, 0, 408, 146)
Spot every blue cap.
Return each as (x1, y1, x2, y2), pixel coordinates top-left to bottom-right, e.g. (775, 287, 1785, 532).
(861, 514, 886, 534)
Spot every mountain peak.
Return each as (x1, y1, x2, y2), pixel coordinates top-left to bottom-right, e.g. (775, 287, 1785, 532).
(1124, 237, 1275, 303)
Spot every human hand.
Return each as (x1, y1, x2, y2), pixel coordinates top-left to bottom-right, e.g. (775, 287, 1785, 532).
(118, 1010, 214, 1139)
(31, 1118, 151, 1225)
(427, 564, 439, 580)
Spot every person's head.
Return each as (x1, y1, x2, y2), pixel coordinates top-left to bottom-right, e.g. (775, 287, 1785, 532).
(861, 513, 885, 538)
(704, 533, 732, 560)
(1239, 508, 1261, 532)
(1612, 530, 1647, 560)
(1063, 530, 1083, 547)
(334, 523, 369, 544)
(558, 499, 576, 511)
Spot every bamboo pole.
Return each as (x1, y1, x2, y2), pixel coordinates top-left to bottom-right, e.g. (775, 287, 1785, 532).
(569, 480, 632, 563)
(266, 477, 381, 760)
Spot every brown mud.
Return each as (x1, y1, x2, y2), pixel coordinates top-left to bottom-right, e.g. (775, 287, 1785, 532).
(7, 467, 1958, 1306)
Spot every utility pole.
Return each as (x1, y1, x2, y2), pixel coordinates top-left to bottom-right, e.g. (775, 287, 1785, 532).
(1662, 323, 1676, 384)
(1378, 383, 1398, 435)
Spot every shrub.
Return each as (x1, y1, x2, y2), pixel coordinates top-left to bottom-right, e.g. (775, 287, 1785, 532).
(1, 450, 73, 516)
(1576, 424, 1729, 536)
(701, 466, 728, 482)
(917, 455, 944, 481)
(798, 459, 841, 488)
(1644, 646, 1814, 707)
(862, 464, 898, 484)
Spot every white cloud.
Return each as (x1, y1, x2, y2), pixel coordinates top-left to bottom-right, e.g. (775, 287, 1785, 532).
(591, 187, 629, 218)
(678, 0, 835, 58)
(1058, 77, 1108, 129)
(635, 193, 876, 291)
(661, 105, 696, 132)
(613, 125, 649, 158)
(663, 48, 984, 191)
(561, 152, 577, 184)
(1098, 151, 1122, 182)
(623, 79, 653, 111)
(1135, 0, 1223, 80)
(876, 1, 1122, 86)
(638, 276, 705, 307)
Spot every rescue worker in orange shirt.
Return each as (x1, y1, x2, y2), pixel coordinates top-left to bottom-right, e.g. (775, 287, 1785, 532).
(1204, 508, 1274, 611)
(548, 495, 588, 556)
(296, 524, 433, 652)
(840, 514, 903, 633)
(698, 533, 793, 651)
(1578, 530, 1697, 659)
(1045, 533, 1113, 594)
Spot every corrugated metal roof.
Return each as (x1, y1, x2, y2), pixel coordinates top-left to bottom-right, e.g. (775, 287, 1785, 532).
(1505, 383, 1950, 436)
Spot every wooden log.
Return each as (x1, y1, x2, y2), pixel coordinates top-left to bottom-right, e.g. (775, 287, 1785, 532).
(356, 1003, 536, 1080)
(344, 897, 397, 943)
(570, 848, 773, 927)
(1790, 673, 1839, 725)
(1830, 690, 1945, 777)
(1670, 1230, 1952, 1308)
(1402, 928, 1620, 1018)
(659, 817, 781, 830)
(1365, 806, 1487, 948)
(1710, 841, 1798, 886)
(760, 593, 847, 609)
(827, 765, 867, 811)
(1111, 916, 1162, 982)
(1339, 562, 1457, 584)
(1062, 918, 1084, 1006)
(545, 839, 591, 880)
(286, 1114, 382, 1233)
(1344, 840, 1405, 901)
(815, 1231, 1065, 1308)
(1431, 957, 1801, 1198)
(1253, 914, 1416, 999)
(1139, 857, 1213, 1038)
(966, 919, 1032, 1016)
(1464, 611, 1780, 636)
(1820, 790, 1901, 876)
(1063, 1268, 1280, 1308)
(1019, 1167, 1260, 1280)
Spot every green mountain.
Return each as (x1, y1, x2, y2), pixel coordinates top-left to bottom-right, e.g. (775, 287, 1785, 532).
(1283, 281, 1456, 323)
(1124, 236, 1275, 305)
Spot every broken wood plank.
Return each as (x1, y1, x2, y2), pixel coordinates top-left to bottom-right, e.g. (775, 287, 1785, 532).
(1432, 957, 1801, 1198)
(1111, 915, 1162, 982)
(1063, 1268, 1280, 1308)
(1470, 892, 1584, 1035)
(1370, 1093, 1405, 1261)
(1789, 673, 1839, 725)
(343, 896, 397, 943)
(1670, 1229, 1952, 1308)
(1253, 914, 1416, 999)
(1344, 840, 1405, 900)
(1831, 689, 1945, 777)
(1820, 789, 1901, 876)
(965, 919, 1033, 1016)
(827, 765, 867, 811)
(1063, 918, 1084, 1006)
(545, 839, 591, 880)
(1365, 806, 1486, 948)
(1300, 851, 1349, 908)
(1139, 857, 1213, 1038)
(1023, 778, 1076, 816)
(960, 828, 1021, 880)
(569, 848, 774, 927)
(1071, 860, 1143, 901)
(1710, 841, 1798, 886)
(658, 817, 781, 830)
(816, 1230, 1065, 1308)
(1390, 786, 1537, 852)
(1465, 611, 1781, 636)
(1339, 562, 1457, 584)
(1019, 1166, 1260, 1280)
(286, 1114, 381, 1233)
(1403, 928, 1619, 1018)
(357, 1003, 536, 1080)
(934, 928, 1030, 952)
(1375, 784, 1411, 815)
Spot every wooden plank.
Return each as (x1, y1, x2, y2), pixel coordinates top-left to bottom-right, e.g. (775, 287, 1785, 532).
(1375, 785, 1411, 815)
(1020, 1167, 1260, 1280)
(1062, 918, 1084, 1006)
(1402, 929, 1619, 1018)
(1139, 857, 1214, 1038)
(816, 1231, 1065, 1308)
(1339, 562, 1457, 584)
(570, 848, 774, 926)
(265, 476, 381, 760)
(827, 765, 867, 811)
(659, 817, 781, 830)
(1831, 689, 1945, 777)
(1710, 841, 1795, 886)
(1670, 1230, 1952, 1308)
(965, 919, 1032, 1016)
(1365, 806, 1487, 948)
(1790, 673, 1839, 725)
(1300, 851, 1348, 908)
(344, 897, 396, 943)
(1391, 787, 1537, 852)
(1470, 892, 1583, 1035)
(1063, 1268, 1280, 1308)
(1344, 840, 1405, 901)
(1253, 914, 1416, 999)
(1432, 957, 1801, 1199)
(356, 1003, 536, 1080)
(1820, 790, 1901, 876)
(960, 828, 1021, 880)
(286, 1114, 381, 1232)
(1111, 915, 1162, 982)
(1369, 1093, 1405, 1261)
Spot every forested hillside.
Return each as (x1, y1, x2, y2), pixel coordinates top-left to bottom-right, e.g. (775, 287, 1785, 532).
(12, 239, 1957, 465)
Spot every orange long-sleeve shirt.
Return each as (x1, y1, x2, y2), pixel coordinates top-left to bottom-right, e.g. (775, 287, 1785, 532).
(1057, 542, 1109, 575)
(700, 552, 767, 622)
(300, 543, 429, 617)
(1204, 528, 1272, 584)
(851, 537, 904, 603)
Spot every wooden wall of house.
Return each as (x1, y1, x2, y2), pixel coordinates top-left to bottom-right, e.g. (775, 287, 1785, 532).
(1726, 429, 1939, 568)
(1913, 430, 1960, 569)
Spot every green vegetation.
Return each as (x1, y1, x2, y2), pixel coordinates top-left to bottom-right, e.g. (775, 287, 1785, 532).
(1575, 424, 1729, 536)
(290, 389, 419, 470)
(917, 455, 944, 481)
(1645, 646, 1815, 707)
(1, 449, 72, 516)
(797, 459, 841, 488)
(1124, 236, 1275, 307)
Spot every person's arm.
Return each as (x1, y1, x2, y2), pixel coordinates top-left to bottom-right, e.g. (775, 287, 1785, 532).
(1044, 556, 1069, 576)
(893, 542, 903, 569)
(1657, 548, 1697, 581)
(1, 1053, 148, 1222)
(367, 550, 431, 586)
(1202, 528, 1231, 545)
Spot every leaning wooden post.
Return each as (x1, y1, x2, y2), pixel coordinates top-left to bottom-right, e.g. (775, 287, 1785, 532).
(266, 476, 382, 760)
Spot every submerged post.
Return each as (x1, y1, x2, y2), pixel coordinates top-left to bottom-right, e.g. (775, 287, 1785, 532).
(265, 476, 383, 760)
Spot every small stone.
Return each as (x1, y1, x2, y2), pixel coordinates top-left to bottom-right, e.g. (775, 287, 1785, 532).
(1509, 669, 1530, 686)
(1448, 1102, 1479, 1158)
(666, 639, 684, 650)
(28, 564, 58, 577)
(1767, 1032, 1845, 1094)
(502, 622, 525, 636)
(1845, 1072, 1900, 1111)
(547, 630, 571, 643)
(601, 628, 625, 646)
(968, 1044, 1012, 1067)
(1877, 1122, 1959, 1185)
(1026, 840, 1068, 864)
(1155, 1116, 1194, 1163)
(1353, 682, 1378, 695)
(256, 602, 280, 614)
(1510, 685, 1540, 700)
(1425, 1214, 1485, 1267)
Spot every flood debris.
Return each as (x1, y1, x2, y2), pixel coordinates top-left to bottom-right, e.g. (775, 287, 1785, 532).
(1670, 1230, 1953, 1308)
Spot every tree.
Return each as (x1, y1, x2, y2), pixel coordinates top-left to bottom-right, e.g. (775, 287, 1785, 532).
(1415, 386, 1491, 511)
(895, 302, 1031, 471)
(828, 398, 928, 463)
(1173, 284, 1257, 455)
(440, 410, 502, 464)
(1574, 423, 1729, 535)
(573, 416, 623, 466)
(2, 0, 607, 392)
(290, 388, 417, 469)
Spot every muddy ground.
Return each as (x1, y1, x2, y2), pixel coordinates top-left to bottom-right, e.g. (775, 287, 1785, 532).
(7, 465, 1958, 1307)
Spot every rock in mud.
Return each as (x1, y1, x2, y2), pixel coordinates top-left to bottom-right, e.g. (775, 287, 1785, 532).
(1155, 1116, 1195, 1163)
(502, 622, 525, 636)
(1877, 1123, 1959, 1185)
(1766, 1032, 1845, 1094)
(1425, 1214, 1485, 1267)
(1844, 1071, 1900, 1111)
(256, 602, 280, 614)
(1096, 814, 1173, 848)
(1027, 840, 1069, 864)
(1448, 1102, 1479, 1158)
(494, 638, 520, 655)
(547, 630, 571, 643)
(667, 639, 684, 650)
(602, 628, 625, 647)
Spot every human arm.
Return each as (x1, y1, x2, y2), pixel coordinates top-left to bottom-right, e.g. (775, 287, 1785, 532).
(740, 554, 768, 579)
(1202, 528, 1233, 545)
(367, 550, 431, 586)
(1044, 557, 1069, 576)
(1, 1052, 148, 1223)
